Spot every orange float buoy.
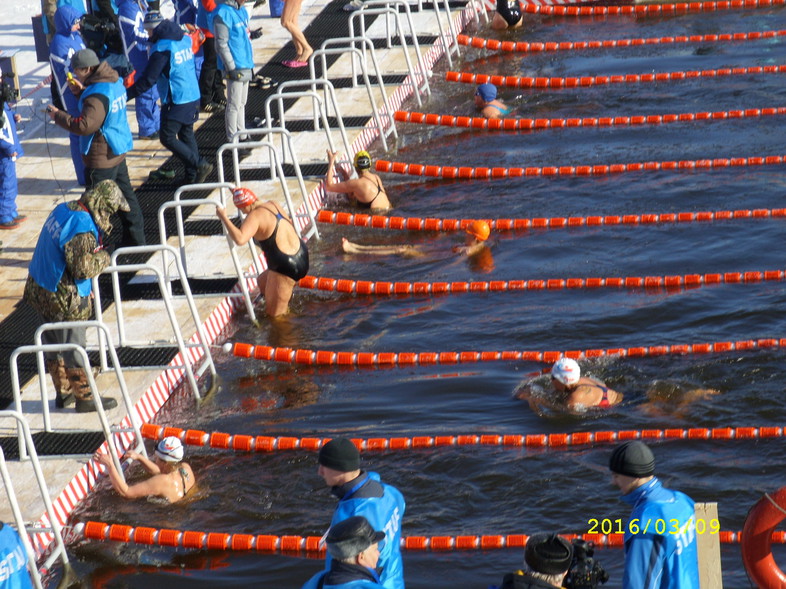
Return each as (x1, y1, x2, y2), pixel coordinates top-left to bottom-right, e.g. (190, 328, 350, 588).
(742, 487, 786, 588)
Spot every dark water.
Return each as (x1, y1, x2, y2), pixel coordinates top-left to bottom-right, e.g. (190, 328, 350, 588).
(64, 6, 786, 588)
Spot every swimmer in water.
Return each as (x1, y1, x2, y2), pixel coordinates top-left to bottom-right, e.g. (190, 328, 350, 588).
(94, 436, 195, 503)
(474, 83, 512, 119)
(492, 0, 524, 30)
(325, 149, 391, 211)
(341, 220, 493, 261)
(515, 357, 623, 413)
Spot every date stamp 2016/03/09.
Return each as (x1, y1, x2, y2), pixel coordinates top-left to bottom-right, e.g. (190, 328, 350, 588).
(587, 518, 719, 536)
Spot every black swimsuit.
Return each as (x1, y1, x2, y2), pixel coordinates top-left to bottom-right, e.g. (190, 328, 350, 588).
(254, 207, 310, 281)
(357, 175, 385, 209)
(496, 0, 522, 27)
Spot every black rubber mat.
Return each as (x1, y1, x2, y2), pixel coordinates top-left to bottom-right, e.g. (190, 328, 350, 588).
(0, 0, 384, 409)
(0, 431, 105, 459)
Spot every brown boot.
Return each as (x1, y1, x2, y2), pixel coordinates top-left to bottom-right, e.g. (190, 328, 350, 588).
(65, 368, 118, 413)
(46, 358, 75, 408)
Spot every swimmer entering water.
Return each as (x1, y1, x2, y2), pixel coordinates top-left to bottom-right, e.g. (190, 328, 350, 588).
(94, 437, 195, 503)
(326, 149, 391, 211)
(341, 220, 493, 261)
(515, 357, 623, 413)
(474, 83, 512, 119)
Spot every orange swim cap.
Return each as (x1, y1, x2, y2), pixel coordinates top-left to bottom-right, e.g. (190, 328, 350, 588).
(465, 220, 491, 241)
(233, 187, 257, 208)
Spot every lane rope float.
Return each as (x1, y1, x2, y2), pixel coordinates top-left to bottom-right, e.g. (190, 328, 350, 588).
(457, 30, 786, 53)
(317, 207, 786, 231)
(74, 521, 783, 552)
(445, 65, 786, 89)
(393, 106, 786, 131)
(375, 154, 786, 180)
(296, 269, 786, 296)
(518, 0, 786, 17)
(138, 423, 786, 453)
(217, 337, 786, 367)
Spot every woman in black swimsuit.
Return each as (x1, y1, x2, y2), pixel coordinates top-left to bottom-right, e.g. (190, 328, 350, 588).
(325, 149, 391, 211)
(216, 187, 309, 317)
(492, 0, 523, 30)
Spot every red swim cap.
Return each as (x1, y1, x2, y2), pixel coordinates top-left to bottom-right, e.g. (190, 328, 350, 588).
(233, 187, 257, 208)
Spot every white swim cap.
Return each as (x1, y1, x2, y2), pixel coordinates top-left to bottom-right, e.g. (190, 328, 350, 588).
(155, 436, 184, 462)
(551, 358, 580, 386)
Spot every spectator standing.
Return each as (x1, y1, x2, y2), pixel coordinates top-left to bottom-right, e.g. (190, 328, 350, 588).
(209, 0, 253, 141)
(49, 5, 87, 185)
(609, 441, 700, 589)
(317, 438, 405, 589)
(302, 516, 385, 589)
(0, 66, 25, 230)
(280, 0, 312, 68)
(127, 12, 213, 185)
(196, 0, 226, 112)
(118, 0, 161, 140)
(23, 180, 126, 413)
(0, 522, 34, 589)
(46, 48, 146, 247)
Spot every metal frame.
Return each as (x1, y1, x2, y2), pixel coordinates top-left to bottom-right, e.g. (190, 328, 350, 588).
(0, 411, 70, 589)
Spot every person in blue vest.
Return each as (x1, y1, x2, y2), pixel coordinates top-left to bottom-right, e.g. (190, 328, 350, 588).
(46, 48, 146, 247)
(208, 0, 253, 141)
(196, 0, 226, 112)
(118, 0, 161, 140)
(302, 516, 385, 589)
(0, 522, 34, 589)
(127, 12, 213, 185)
(23, 180, 125, 413)
(609, 441, 700, 589)
(317, 438, 405, 589)
(0, 65, 25, 231)
(49, 4, 87, 185)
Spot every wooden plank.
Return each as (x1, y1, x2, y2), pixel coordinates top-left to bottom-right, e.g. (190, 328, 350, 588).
(696, 502, 723, 589)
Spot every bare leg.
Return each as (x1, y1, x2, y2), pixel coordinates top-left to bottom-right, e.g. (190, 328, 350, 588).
(281, 0, 312, 61)
(264, 271, 297, 317)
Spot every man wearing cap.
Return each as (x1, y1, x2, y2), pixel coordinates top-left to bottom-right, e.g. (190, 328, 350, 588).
(46, 48, 146, 247)
(127, 12, 213, 185)
(302, 515, 385, 588)
(474, 83, 511, 119)
(515, 358, 622, 414)
(23, 180, 127, 413)
(317, 438, 405, 589)
(325, 149, 390, 211)
(95, 436, 195, 502)
(216, 187, 309, 317)
(609, 441, 699, 589)
(493, 532, 573, 589)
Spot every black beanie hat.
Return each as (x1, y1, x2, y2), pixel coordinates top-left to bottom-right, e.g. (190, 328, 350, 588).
(318, 438, 360, 472)
(525, 533, 573, 575)
(609, 441, 656, 477)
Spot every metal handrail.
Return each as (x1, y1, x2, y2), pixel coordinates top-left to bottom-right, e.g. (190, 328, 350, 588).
(0, 411, 70, 588)
(349, 5, 431, 105)
(311, 42, 398, 150)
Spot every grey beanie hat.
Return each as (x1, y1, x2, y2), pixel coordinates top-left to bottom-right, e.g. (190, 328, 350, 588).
(71, 49, 100, 69)
(326, 516, 385, 561)
(609, 441, 656, 478)
(318, 438, 360, 472)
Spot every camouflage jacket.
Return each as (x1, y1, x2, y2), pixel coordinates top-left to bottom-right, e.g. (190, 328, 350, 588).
(23, 201, 111, 322)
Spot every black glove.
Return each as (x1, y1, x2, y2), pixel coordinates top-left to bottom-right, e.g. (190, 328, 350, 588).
(250, 27, 263, 40)
(226, 69, 244, 81)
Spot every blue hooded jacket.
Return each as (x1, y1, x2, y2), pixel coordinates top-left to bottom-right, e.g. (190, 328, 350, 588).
(49, 5, 86, 115)
(620, 477, 700, 589)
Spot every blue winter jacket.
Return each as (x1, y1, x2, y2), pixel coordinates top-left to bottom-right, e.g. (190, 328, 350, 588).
(302, 561, 383, 589)
(620, 477, 700, 589)
(117, 0, 150, 70)
(326, 472, 405, 589)
(49, 5, 87, 114)
(0, 104, 24, 160)
(0, 524, 33, 589)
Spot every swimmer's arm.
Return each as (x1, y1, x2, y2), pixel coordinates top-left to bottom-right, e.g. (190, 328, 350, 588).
(216, 206, 258, 246)
(126, 450, 161, 475)
(95, 451, 161, 499)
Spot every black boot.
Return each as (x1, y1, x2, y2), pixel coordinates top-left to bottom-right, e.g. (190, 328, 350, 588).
(66, 368, 118, 413)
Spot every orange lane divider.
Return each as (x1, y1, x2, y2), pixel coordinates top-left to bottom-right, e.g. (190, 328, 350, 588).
(375, 154, 786, 180)
(519, 0, 786, 17)
(317, 208, 786, 231)
(446, 65, 786, 90)
(76, 521, 783, 551)
(216, 338, 786, 367)
(394, 107, 786, 131)
(457, 30, 786, 53)
(139, 422, 786, 453)
(296, 269, 786, 296)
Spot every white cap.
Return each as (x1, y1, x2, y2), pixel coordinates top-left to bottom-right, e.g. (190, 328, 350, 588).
(551, 358, 580, 386)
(155, 436, 184, 462)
